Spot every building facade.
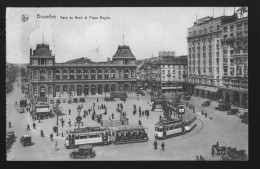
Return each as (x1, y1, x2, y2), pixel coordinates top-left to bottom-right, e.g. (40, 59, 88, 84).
(157, 55, 187, 93)
(186, 8, 248, 108)
(27, 44, 137, 100)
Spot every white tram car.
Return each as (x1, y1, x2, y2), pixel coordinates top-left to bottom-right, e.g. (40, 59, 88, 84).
(184, 113, 197, 131)
(154, 114, 197, 140)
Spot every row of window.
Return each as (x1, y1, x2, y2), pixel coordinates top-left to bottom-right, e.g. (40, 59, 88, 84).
(34, 69, 135, 80)
(189, 25, 219, 36)
(223, 22, 248, 33)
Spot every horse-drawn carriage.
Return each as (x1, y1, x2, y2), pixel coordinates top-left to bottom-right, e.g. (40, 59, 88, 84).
(222, 147, 248, 161)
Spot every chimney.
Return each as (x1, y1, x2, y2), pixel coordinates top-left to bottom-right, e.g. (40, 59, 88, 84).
(30, 48, 32, 56)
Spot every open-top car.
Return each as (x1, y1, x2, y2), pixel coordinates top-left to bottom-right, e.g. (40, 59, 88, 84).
(69, 145, 96, 159)
(20, 135, 31, 147)
(227, 108, 239, 115)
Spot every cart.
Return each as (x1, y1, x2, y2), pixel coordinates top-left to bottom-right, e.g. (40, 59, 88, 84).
(21, 135, 31, 147)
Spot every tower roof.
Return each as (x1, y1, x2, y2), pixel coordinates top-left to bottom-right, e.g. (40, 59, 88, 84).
(112, 45, 136, 59)
(33, 43, 53, 57)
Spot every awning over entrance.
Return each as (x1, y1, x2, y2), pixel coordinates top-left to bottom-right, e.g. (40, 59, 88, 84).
(194, 85, 218, 93)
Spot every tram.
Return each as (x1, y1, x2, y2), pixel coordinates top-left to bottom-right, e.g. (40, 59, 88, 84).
(155, 118, 184, 139)
(178, 104, 185, 114)
(65, 127, 111, 149)
(184, 113, 197, 132)
(110, 125, 149, 144)
(154, 114, 197, 140)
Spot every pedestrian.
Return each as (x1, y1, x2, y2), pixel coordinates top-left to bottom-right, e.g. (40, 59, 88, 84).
(139, 112, 141, 118)
(139, 120, 142, 126)
(68, 119, 71, 127)
(38, 117, 40, 123)
(9, 122, 11, 128)
(161, 142, 165, 150)
(154, 140, 158, 149)
(33, 122, 36, 129)
(205, 112, 207, 118)
(159, 115, 162, 122)
(26, 124, 31, 131)
(202, 110, 204, 115)
(211, 146, 215, 156)
(216, 142, 219, 148)
(112, 113, 114, 119)
(147, 110, 149, 116)
(97, 98, 98, 102)
(50, 133, 53, 141)
(69, 109, 71, 115)
(55, 140, 58, 150)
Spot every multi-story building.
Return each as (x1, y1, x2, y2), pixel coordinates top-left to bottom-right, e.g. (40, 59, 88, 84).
(186, 7, 248, 108)
(219, 11, 248, 108)
(27, 43, 137, 101)
(156, 55, 187, 93)
(186, 15, 224, 100)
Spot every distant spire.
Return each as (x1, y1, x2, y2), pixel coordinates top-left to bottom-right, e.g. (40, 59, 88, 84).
(123, 34, 124, 45)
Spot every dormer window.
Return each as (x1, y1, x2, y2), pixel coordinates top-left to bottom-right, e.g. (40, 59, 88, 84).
(124, 51, 127, 57)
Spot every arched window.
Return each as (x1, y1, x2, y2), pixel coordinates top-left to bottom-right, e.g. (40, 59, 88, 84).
(131, 70, 134, 77)
(119, 70, 122, 78)
(77, 70, 82, 79)
(104, 70, 109, 79)
(98, 70, 103, 79)
(70, 70, 75, 79)
(48, 71, 52, 78)
(40, 70, 46, 80)
(63, 70, 68, 80)
(111, 69, 115, 79)
(55, 70, 61, 80)
(84, 70, 89, 79)
(91, 70, 96, 79)
(124, 70, 129, 79)
(33, 71, 37, 78)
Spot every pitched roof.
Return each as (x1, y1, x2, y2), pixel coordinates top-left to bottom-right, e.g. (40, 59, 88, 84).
(33, 43, 53, 56)
(112, 45, 135, 59)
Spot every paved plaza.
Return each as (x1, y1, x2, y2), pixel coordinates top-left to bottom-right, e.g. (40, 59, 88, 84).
(6, 73, 248, 160)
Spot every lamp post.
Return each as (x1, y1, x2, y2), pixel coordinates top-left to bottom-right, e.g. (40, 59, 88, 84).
(76, 106, 82, 129)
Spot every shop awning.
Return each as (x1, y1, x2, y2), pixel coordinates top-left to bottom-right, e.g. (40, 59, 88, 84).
(36, 107, 50, 113)
(194, 85, 218, 93)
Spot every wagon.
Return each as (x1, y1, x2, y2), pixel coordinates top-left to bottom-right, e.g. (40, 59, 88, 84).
(225, 147, 248, 161)
(73, 98, 78, 103)
(79, 97, 85, 103)
(69, 145, 96, 159)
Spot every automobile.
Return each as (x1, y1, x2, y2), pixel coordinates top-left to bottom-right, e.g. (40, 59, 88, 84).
(69, 144, 96, 159)
(79, 97, 85, 103)
(239, 112, 248, 119)
(56, 99, 61, 104)
(227, 108, 239, 115)
(215, 103, 231, 111)
(182, 95, 191, 100)
(6, 131, 15, 142)
(17, 107, 25, 113)
(73, 98, 78, 103)
(20, 135, 31, 146)
(202, 100, 210, 107)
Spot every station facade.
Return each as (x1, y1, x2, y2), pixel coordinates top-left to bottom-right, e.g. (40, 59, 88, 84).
(27, 44, 137, 99)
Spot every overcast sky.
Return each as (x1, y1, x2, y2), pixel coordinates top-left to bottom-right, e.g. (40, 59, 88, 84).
(6, 7, 238, 63)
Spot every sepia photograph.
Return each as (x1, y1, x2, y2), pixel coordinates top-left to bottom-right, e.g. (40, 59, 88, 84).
(6, 7, 248, 161)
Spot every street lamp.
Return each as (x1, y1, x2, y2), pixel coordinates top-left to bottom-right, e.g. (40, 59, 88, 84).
(76, 106, 82, 129)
